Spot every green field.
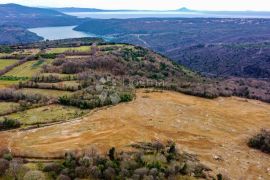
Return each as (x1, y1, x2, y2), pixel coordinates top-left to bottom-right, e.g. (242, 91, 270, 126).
(5, 60, 52, 77)
(42, 73, 76, 78)
(46, 46, 91, 54)
(0, 59, 18, 70)
(0, 105, 89, 125)
(0, 80, 20, 88)
(19, 88, 73, 98)
(0, 102, 20, 115)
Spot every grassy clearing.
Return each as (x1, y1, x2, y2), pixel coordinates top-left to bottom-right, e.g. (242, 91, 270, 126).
(0, 59, 18, 70)
(0, 53, 9, 57)
(0, 80, 20, 88)
(36, 81, 80, 89)
(0, 105, 89, 125)
(19, 88, 73, 98)
(54, 81, 79, 86)
(41, 73, 76, 79)
(5, 60, 52, 77)
(0, 102, 20, 115)
(46, 46, 91, 54)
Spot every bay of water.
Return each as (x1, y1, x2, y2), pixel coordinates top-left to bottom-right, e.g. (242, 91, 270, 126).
(28, 26, 98, 41)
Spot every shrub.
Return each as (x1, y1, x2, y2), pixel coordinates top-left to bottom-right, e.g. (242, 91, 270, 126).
(108, 147, 116, 161)
(3, 153, 12, 161)
(0, 118, 21, 130)
(23, 170, 45, 180)
(8, 159, 29, 180)
(104, 167, 116, 179)
(43, 163, 62, 174)
(40, 53, 57, 59)
(134, 167, 149, 178)
(75, 166, 90, 178)
(0, 158, 9, 176)
(120, 93, 134, 102)
(57, 174, 71, 180)
(248, 129, 270, 153)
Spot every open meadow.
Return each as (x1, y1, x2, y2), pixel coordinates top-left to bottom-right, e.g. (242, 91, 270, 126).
(1, 89, 270, 179)
(5, 60, 52, 77)
(0, 59, 18, 70)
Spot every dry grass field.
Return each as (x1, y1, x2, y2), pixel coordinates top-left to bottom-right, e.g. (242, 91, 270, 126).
(0, 89, 270, 179)
(46, 46, 91, 54)
(0, 59, 18, 70)
(0, 104, 88, 125)
(19, 88, 73, 98)
(5, 60, 52, 77)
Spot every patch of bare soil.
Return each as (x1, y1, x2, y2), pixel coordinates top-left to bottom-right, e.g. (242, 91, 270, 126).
(1, 89, 270, 179)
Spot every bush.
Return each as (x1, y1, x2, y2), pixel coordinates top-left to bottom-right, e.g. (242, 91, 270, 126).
(57, 174, 71, 180)
(0, 118, 21, 130)
(3, 153, 12, 161)
(0, 158, 9, 176)
(120, 93, 134, 102)
(248, 129, 270, 153)
(43, 163, 62, 174)
(40, 53, 57, 59)
(23, 170, 45, 180)
(75, 166, 90, 178)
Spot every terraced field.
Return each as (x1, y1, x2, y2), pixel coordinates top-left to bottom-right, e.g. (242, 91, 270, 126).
(0, 80, 20, 88)
(0, 59, 18, 70)
(19, 88, 73, 98)
(5, 60, 51, 77)
(46, 46, 91, 54)
(0, 102, 20, 115)
(1, 89, 269, 179)
(0, 104, 88, 125)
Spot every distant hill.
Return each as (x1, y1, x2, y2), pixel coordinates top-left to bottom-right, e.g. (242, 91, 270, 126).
(53, 7, 106, 12)
(75, 18, 270, 79)
(177, 7, 193, 12)
(0, 3, 84, 45)
(0, 25, 43, 45)
(54, 7, 156, 13)
(0, 3, 81, 28)
(170, 43, 270, 78)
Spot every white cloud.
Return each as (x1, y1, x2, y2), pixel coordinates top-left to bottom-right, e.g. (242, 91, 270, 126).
(0, 0, 270, 11)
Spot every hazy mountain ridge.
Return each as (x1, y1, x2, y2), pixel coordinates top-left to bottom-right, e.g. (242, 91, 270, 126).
(0, 25, 43, 45)
(0, 3, 81, 28)
(0, 3, 83, 44)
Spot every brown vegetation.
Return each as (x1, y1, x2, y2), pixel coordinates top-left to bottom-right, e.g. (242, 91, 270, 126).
(248, 129, 270, 154)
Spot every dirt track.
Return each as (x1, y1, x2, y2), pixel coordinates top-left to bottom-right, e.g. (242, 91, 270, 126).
(1, 89, 270, 179)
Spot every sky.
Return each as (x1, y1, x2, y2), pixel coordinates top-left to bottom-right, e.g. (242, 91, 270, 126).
(1, 0, 270, 11)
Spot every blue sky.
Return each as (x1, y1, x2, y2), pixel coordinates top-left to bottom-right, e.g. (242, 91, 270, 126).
(1, 0, 270, 11)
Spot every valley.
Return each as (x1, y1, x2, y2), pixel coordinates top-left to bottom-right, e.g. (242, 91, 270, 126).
(0, 1, 270, 179)
(75, 18, 270, 79)
(0, 38, 269, 179)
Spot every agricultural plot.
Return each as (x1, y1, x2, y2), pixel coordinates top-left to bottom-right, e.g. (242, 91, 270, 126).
(0, 80, 20, 88)
(0, 105, 89, 125)
(0, 102, 20, 115)
(41, 73, 75, 78)
(0, 59, 18, 70)
(46, 46, 91, 54)
(19, 88, 73, 98)
(5, 59, 52, 77)
(0, 53, 9, 58)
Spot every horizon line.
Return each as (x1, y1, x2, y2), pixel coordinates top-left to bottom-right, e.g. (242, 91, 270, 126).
(2, 3, 270, 12)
